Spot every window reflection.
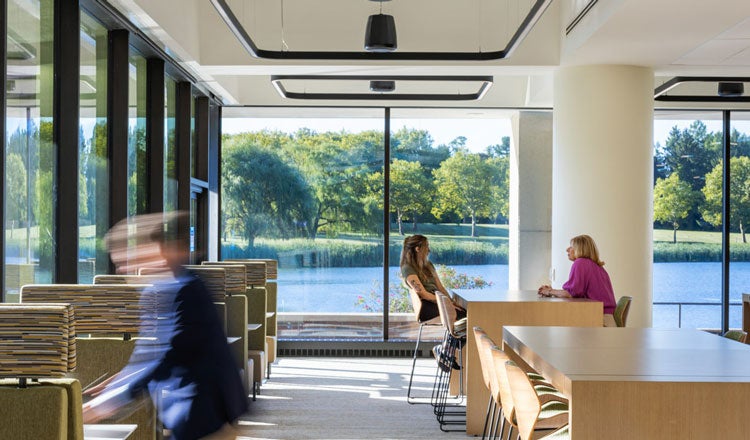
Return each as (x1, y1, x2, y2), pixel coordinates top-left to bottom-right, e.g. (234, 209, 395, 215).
(5, 0, 56, 301)
(78, 11, 109, 282)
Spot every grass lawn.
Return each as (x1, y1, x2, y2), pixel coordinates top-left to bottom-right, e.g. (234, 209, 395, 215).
(653, 228, 749, 244)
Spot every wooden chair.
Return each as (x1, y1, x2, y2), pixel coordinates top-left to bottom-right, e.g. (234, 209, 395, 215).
(405, 281, 442, 404)
(506, 361, 570, 440)
(473, 328, 498, 440)
(489, 346, 568, 439)
(723, 330, 748, 344)
(614, 296, 633, 327)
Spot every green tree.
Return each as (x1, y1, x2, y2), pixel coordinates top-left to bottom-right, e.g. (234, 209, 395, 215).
(653, 173, 695, 243)
(702, 157, 750, 243)
(381, 159, 433, 235)
(658, 121, 721, 191)
(222, 141, 313, 247)
(6, 153, 27, 235)
(432, 151, 501, 237)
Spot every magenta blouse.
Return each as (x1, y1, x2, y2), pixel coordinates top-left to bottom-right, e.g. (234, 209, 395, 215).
(562, 257, 616, 314)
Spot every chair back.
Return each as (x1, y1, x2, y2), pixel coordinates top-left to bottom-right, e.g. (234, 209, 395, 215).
(489, 345, 516, 426)
(723, 330, 748, 344)
(506, 361, 542, 440)
(402, 279, 424, 323)
(613, 296, 632, 327)
(435, 291, 457, 336)
(473, 327, 494, 391)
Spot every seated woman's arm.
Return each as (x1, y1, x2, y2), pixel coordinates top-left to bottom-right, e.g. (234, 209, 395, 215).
(538, 285, 572, 298)
(405, 275, 437, 302)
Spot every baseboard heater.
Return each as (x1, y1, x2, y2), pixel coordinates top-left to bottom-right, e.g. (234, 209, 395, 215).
(278, 340, 436, 358)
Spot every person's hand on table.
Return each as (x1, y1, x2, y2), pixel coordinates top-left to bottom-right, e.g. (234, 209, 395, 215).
(538, 285, 553, 297)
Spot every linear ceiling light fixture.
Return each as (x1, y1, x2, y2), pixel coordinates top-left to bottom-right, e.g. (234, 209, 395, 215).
(655, 76, 750, 102)
(209, 0, 553, 60)
(365, 1, 397, 52)
(271, 75, 493, 101)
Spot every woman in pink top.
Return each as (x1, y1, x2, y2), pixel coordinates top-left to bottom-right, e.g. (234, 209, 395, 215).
(538, 234, 617, 326)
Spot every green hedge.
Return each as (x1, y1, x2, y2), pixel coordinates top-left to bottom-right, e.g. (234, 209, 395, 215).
(221, 239, 508, 267)
(653, 242, 750, 262)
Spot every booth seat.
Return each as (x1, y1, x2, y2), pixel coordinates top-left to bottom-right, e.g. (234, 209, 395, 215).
(0, 304, 82, 440)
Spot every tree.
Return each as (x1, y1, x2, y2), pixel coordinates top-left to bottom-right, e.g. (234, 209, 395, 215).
(387, 159, 433, 235)
(702, 157, 750, 243)
(653, 173, 695, 243)
(6, 153, 27, 235)
(658, 121, 721, 191)
(222, 141, 313, 247)
(432, 151, 501, 237)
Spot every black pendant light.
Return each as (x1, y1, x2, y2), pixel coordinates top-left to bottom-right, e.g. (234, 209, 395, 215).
(365, 0, 397, 52)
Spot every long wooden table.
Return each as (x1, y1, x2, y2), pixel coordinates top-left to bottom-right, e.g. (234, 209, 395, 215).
(453, 290, 602, 435)
(503, 326, 750, 439)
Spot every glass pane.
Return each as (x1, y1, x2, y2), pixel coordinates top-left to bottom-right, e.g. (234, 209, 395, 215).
(729, 112, 750, 329)
(389, 109, 511, 340)
(5, 0, 56, 302)
(78, 11, 108, 283)
(221, 107, 385, 339)
(127, 51, 147, 217)
(164, 77, 177, 212)
(653, 112, 723, 328)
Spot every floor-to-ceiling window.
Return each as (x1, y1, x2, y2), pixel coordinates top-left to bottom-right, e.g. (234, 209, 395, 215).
(653, 111, 729, 328)
(221, 108, 386, 339)
(221, 108, 511, 341)
(164, 76, 177, 212)
(4, 0, 56, 301)
(388, 109, 510, 339)
(127, 51, 147, 218)
(78, 10, 108, 283)
(729, 112, 750, 328)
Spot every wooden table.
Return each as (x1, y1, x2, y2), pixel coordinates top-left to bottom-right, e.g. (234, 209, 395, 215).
(453, 290, 602, 435)
(503, 326, 750, 439)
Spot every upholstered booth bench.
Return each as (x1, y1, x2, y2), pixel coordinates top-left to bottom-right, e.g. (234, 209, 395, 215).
(21, 284, 156, 440)
(0, 303, 82, 440)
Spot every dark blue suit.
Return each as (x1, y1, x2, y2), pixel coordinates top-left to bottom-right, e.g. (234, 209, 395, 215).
(107, 271, 248, 439)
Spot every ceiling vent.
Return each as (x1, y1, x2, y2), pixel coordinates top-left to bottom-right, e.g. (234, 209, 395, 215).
(718, 82, 744, 97)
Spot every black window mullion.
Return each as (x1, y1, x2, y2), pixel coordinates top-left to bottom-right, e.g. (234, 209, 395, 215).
(1, 0, 7, 299)
(195, 96, 209, 182)
(213, 105, 221, 261)
(213, 105, 226, 261)
(175, 81, 192, 238)
(146, 58, 165, 214)
(383, 107, 391, 340)
(108, 29, 129, 232)
(54, 0, 80, 283)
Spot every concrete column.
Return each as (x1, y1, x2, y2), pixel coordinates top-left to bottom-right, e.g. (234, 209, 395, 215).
(552, 65, 654, 327)
(509, 111, 553, 290)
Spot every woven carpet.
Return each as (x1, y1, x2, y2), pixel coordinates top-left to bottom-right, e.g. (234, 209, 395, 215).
(234, 357, 467, 440)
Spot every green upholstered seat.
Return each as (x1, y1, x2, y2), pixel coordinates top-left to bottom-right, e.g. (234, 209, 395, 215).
(723, 330, 748, 344)
(613, 296, 632, 327)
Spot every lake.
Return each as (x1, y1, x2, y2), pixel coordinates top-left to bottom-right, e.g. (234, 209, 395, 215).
(277, 262, 750, 329)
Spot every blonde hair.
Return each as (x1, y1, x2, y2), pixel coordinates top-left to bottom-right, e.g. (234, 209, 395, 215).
(570, 234, 605, 266)
(400, 235, 429, 279)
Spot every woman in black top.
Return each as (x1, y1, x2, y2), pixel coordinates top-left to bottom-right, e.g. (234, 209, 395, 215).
(400, 234, 465, 322)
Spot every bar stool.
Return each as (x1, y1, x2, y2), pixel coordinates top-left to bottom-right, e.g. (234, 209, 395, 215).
(432, 291, 466, 431)
(406, 284, 443, 404)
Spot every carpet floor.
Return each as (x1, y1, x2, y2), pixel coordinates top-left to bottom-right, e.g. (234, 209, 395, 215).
(234, 357, 468, 440)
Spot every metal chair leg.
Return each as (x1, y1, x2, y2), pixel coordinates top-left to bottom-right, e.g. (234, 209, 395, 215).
(407, 323, 426, 404)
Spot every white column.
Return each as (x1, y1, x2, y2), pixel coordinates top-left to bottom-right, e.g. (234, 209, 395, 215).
(552, 65, 654, 327)
(509, 111, 553, 290)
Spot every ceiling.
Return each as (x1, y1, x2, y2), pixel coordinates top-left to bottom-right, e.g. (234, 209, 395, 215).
(104, 0, 750, 113)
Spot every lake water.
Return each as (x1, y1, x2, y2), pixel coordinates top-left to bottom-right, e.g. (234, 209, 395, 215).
(277, 262, 750, 329)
